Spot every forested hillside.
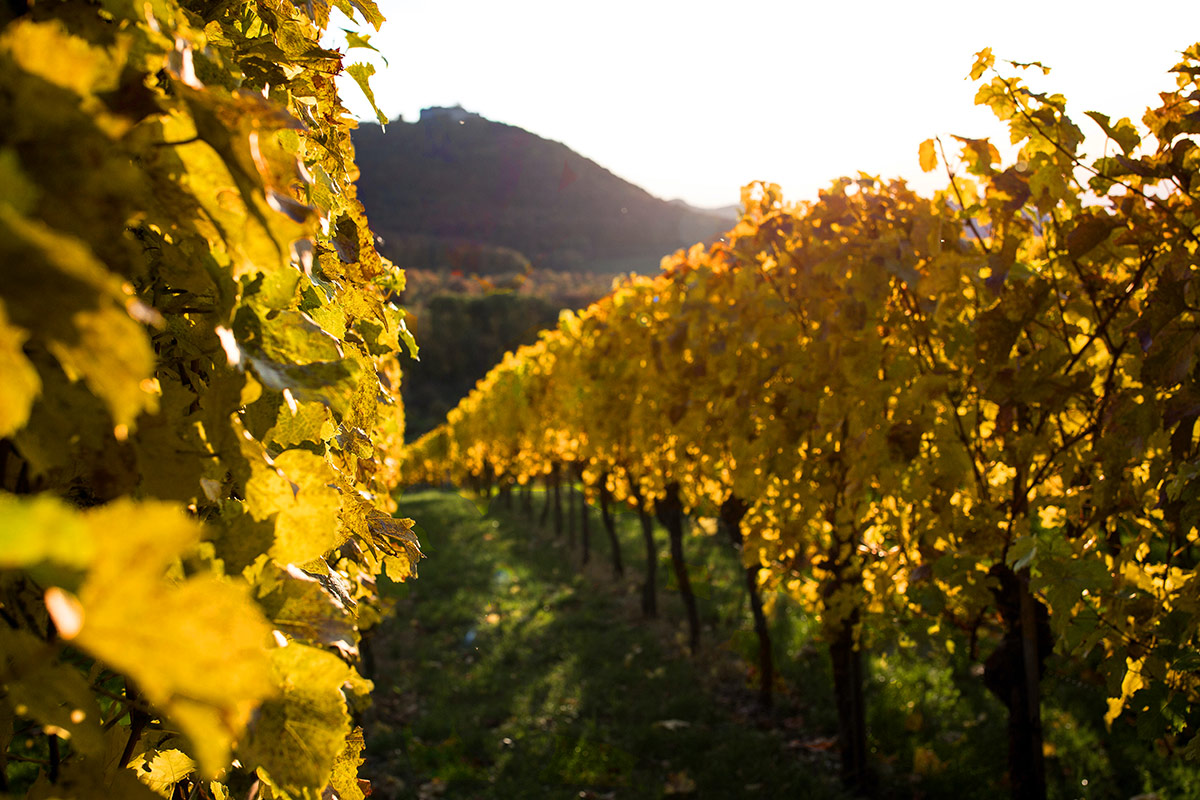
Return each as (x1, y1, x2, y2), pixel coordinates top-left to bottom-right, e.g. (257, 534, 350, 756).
(352, 108, 735, 273)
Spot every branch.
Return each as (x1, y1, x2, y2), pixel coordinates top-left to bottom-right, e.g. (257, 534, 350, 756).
(995, 73, 1200, 249)
(934, 136, 992, 254)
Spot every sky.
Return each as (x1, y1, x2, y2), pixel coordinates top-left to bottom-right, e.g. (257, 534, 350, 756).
(329, 0, 1200, 210)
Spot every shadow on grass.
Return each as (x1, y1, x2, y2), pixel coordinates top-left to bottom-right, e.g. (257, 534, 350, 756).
(361, 489, 850, 800)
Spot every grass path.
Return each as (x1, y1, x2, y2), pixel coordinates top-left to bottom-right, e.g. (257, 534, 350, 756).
(360, 489, 849, 800)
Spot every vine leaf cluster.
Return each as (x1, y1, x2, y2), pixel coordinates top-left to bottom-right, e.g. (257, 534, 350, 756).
(1, 1, 419, 798)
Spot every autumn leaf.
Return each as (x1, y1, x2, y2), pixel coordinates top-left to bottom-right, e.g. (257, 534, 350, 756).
(918, 138, 938, 173)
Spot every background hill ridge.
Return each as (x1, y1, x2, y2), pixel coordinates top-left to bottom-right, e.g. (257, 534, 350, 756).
(352, 107, 736, 274)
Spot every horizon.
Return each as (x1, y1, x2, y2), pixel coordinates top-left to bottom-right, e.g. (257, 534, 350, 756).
(330, 1, 1200, 209)
(355, 105, 746, 213)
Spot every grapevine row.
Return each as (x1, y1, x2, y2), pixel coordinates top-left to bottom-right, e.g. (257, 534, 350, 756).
(1, 1, 417, 798)
(404, 46, 1200, 796)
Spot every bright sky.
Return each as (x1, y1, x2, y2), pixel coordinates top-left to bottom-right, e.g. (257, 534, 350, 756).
(330, 1, 1200, 210)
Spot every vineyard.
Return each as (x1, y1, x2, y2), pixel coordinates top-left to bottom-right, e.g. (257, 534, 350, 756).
(1, 0, 1199, 796)
(403, 46, 1200, 798)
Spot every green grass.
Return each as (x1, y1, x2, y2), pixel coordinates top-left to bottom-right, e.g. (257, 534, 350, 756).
(362, 489, 849, 799)
(361, 488, 1200, 799)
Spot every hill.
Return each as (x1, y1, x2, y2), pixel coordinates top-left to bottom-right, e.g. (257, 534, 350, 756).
(352, 107, 736, 273)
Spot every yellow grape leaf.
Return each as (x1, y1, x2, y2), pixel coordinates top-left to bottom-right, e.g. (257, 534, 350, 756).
(1066, 214, 1120, 260)
(350, 498, 423, 582)
(274, 449, 343, 565)
(268, 399, 330, 448)
(328, 727, 368, 800)
(244, 453, 297, 521)
(44, 304, 158, 430)
(239, 643, 372, 797)
(348, 0, 386, 30)
(127, 749, 197, 798)
(258, 310, 344, 365)
(0, 491, 93, 573)
(209, 502, 277, 575)
(63, 500, 275, 776)
(376, 514, 422, 583)
(346, 62, 388, 125)
(1104, 656, 1146, 728)
(0, 302, 40, 437)
(0, 18, 121, 98)
(260, 563, 358, 657)
(918, 138, 938, 173)
(970, 47, 994, 81)
(953, 135, 999, 176)
(0, 206, 156, 429)
(1083, 111, 1141, 156)
(244, 444, 345, 566)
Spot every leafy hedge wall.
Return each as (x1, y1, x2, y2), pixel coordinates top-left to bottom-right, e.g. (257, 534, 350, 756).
(0, 1, 417, 797)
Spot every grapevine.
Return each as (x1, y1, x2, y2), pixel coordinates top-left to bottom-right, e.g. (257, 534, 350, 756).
(1, 1, 418, 798)
(403, 44, 1200, 797)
